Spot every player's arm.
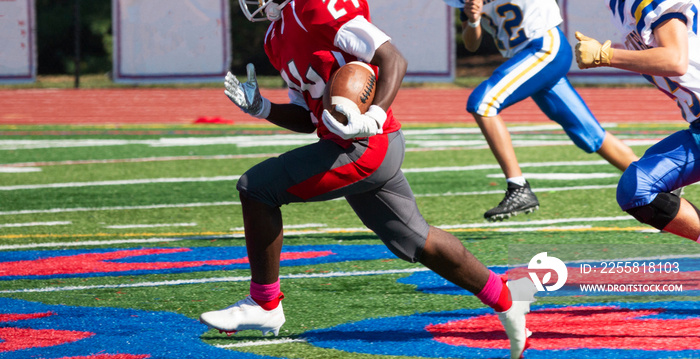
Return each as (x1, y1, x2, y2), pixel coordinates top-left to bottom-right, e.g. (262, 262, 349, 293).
(322, 15, 404, 139)
(368, 41, 407, 112)
(266, 104, 317, 134)
(575, 18, 688, 77)
(461, 0, 483, 52)
(266, 87, 316, 133)
(610, 18, 688, 77)
(224, 64, 316, 134)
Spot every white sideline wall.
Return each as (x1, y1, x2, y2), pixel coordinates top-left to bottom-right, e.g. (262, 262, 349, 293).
(0, 0, 36, 84)
(112, 0, 231, 84)
(0, 0, 645, 85)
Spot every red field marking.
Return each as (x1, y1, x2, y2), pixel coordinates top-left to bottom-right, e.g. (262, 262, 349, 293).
(0, 327, 94, 352)
(428, 306, 700, 350)
(0, 87, 680, 125)
(0, 312, 55, 323)
(0, 248, 335, 277)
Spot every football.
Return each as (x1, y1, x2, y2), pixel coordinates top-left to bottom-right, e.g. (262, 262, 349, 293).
(323, 61, 376, 125)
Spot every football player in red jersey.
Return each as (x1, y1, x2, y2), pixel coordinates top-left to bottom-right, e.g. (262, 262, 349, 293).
(199, 1, 534, 357)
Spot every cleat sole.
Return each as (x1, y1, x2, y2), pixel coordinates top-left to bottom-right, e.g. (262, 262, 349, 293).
(262, 327, 281, 336)
(484, 205, 539, 222)
(217, 329, 237, 335)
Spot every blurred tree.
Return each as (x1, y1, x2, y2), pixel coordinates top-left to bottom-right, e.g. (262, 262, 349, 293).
(229, 1, 276, 75)
(36, 0, 111, 75)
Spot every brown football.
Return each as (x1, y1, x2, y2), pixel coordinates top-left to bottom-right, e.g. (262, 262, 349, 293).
(322, 61, 376, 125)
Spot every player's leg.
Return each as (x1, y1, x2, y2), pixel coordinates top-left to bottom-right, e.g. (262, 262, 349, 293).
(421, 226, 490, 293)
(345, 132, 492, 293)
(346, 132, 534, 359)
(472, 113, 522, 180)
(597, 132, 638, 171)
(664, 199, 700, 238)
(198, 191, 287, 336)
(199, 181, 287, 335)
(617, 129, 700, 240)
(348, 174, 535, 359)
(239, 192, 283, 287)
(467, 30, 568, 220)
(469, 110, 538, 222)
(200, 137, 391, 335)
(531, 76, 638, 171)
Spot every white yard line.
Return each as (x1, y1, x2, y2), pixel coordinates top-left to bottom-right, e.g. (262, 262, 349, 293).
(0, 267, 430, 294)
(0, 185, 621, 216)
(0, 134, 318, 151)
(401, 160, 610, 173)
(0, 126, 582, 153)
(486, 173, 619, 180)
(0, 175, 241, 191)
(0, 216, 638, 250)
(0, 141, 657, 169)
(231, 223, 327, 231)
(413, 184, 619, 198)
(401, 124, 564, 135)
(494, 225, 592, 232)
(0, 221, 71, 228)
(0, 160, 614, 191)
(0, 167, 41, 173)
(0, 153, 279, 168)
(437, 215, 635, 229)
(0, 237, 192, 250)
(0, 201, 240, 216)
(215, 338, 308, 348)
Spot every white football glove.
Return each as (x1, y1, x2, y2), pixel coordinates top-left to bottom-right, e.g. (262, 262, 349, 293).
(322, 104, 387, 140)
(224, 63, 271, 119)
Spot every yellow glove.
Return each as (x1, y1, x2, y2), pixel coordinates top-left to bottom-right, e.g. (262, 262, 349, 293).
(575, 31, 614, 69)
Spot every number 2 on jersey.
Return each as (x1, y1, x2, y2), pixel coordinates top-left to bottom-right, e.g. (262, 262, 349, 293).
(496, 3, 527, 49)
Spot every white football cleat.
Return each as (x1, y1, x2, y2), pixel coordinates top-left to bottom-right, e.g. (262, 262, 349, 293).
(497, 277, 537, 359)
(199, 295, 285, 336)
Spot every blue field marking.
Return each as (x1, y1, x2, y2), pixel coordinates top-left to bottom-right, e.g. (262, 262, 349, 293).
(0, 244, 396, 280)
(399, 258, 700, 297)
(0, 297, 277, 359)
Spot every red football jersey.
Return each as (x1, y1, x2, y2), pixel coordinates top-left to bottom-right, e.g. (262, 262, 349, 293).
(263, 0, 401, 147)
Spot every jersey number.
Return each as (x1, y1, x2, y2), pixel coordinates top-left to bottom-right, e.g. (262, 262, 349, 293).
(663, 76, 700, 119)
(496, 3, 527, 49)
(282, 60, 325, 99)
(325, 0, 361, 20)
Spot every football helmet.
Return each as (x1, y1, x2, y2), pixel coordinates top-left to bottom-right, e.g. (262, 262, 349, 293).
(239, 0, 291, 22)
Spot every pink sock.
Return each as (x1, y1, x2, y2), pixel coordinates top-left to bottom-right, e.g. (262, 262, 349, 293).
(475, 271, 512, 312)
(250, 280, 283, 310)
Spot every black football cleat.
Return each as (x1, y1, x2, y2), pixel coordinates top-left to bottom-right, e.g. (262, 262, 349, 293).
(484, 181, 539, 222)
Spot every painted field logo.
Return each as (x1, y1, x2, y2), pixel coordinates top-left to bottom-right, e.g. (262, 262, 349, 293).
(528, 252, 568, 292)
(304, 302, 700, 358)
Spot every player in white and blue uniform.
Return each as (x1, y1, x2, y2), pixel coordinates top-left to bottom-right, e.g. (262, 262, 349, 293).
(444, 0, 638, 221)
(576, 0, 700, 240)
